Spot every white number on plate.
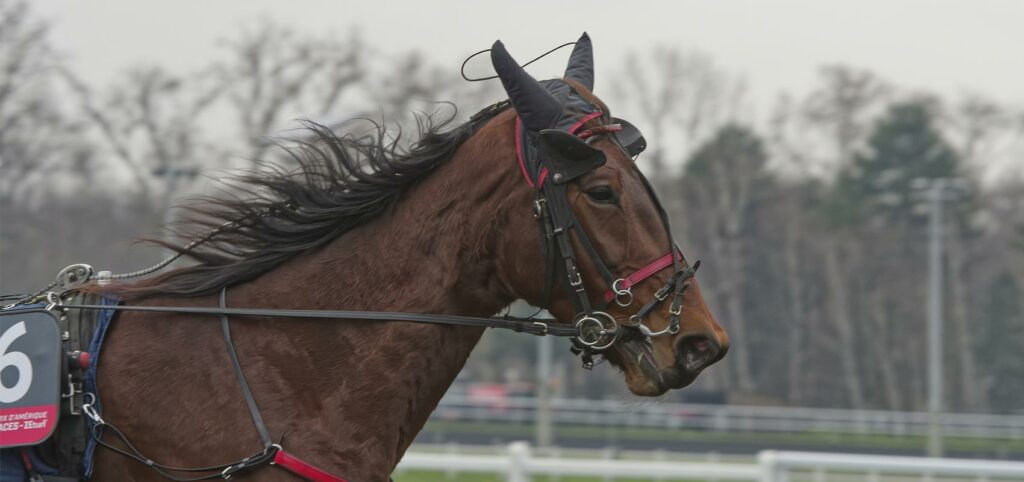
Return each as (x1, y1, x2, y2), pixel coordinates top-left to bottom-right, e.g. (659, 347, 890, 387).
(0, 321, 33, 403)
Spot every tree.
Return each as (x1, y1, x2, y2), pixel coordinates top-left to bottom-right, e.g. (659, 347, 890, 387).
(821, 98, 970, 410)
(220, 22, 363, 162)
(681, 125, 770, 393)
(977, 272, 1024, 413)
(0, 0, 90, 205)
(610, 47, 748, 174)
(829, 99, 962, 228)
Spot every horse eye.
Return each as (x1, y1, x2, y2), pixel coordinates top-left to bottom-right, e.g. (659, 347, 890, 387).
(585, 185, 618, 204)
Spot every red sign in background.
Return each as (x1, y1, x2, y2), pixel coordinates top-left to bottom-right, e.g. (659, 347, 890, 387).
(0, 404, 58, 446)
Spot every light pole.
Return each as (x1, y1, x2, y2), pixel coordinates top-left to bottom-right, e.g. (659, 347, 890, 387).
(911, 177, 966, 458)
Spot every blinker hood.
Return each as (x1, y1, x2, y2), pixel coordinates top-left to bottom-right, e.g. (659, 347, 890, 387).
(491, 33, 610, 186)
(490, 33, 600, 133)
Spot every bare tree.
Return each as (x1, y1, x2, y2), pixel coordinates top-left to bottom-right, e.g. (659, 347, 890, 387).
(61, 66, 225, 203)
(219, 22, 363, 161)
(0, 0, 90, 204)
(610, 47, 748, 174)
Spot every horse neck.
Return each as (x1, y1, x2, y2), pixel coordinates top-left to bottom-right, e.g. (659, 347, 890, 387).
(229, 112, 526, 471)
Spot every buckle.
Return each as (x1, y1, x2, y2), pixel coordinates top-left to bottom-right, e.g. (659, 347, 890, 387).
(669, 298, 683, 316)
(533, 199, 547, 219)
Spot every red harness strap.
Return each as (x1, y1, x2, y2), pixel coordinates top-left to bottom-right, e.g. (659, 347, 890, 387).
(273, 448, 349, 482)
(602, 252, 681, 304)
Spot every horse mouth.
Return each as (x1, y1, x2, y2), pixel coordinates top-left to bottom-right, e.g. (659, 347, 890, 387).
(614, 333, 703, 396)
(615, 337, 667, 396)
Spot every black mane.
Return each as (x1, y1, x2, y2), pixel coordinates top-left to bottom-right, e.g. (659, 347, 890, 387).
(120, 106, 507, 299)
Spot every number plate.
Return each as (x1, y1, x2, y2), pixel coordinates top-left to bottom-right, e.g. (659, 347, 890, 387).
(0, 310, 61, 448)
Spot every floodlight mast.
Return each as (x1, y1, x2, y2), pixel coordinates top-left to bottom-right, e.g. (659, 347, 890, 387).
(911, 176, 966, 458)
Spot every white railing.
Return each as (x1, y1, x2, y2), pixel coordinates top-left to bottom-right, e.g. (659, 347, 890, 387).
(431, 395, 1024, 440)
(397, 441, 760, 482)
(758, 450, 1024, 481)
(395, 442, 1024, 481)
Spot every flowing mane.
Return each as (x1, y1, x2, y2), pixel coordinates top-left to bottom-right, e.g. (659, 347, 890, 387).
(113, 106, 508, 300)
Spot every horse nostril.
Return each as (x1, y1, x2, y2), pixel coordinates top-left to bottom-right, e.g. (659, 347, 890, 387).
(677, 335, 720, 374)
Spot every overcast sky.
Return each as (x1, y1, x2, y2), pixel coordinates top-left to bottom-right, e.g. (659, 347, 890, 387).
(35, 0, 1023, 103)
(30, 0, 1024, 181)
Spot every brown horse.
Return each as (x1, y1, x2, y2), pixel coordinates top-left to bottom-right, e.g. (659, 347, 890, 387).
(86, 34, 729, 481)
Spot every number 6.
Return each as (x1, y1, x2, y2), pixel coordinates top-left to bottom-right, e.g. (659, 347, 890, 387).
(0, 321, 33, 403)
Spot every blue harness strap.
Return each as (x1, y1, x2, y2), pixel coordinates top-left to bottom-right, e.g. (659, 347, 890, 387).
(81, 296, 118, 479)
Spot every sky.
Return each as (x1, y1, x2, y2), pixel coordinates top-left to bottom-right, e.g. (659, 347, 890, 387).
(30, 0, 1024, 180)
(34, 0, 1023, 102)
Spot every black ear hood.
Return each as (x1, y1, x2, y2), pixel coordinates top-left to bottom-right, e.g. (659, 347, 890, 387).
(490, 33, 602, 134)
(491, 34, 619, 188)
(490, 40, 562, 131)
(563, 32, 594, 91)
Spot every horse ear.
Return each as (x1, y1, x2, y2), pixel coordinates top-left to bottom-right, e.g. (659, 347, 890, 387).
(491, 40, 562, 131)
(537, 130, 606, 184)
(564, 32, 594, 91)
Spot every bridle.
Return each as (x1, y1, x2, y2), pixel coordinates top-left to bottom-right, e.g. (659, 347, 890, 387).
(507, 102, 700, 368)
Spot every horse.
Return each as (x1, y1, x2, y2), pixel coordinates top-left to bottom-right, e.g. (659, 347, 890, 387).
(68, 34, 729, 481)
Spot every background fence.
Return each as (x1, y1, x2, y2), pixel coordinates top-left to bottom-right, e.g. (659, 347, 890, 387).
(395, 442, 1024, 482)
(432, 396, 1024, 440)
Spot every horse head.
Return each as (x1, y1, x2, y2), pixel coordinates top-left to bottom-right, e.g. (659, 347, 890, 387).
(490, 33, 729, 396)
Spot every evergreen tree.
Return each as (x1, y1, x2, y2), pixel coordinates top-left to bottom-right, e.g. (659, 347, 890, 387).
(686, 124, 768, 182)
(977, 272, 1024, 413)
(827, 99, 961, 228)
(682, 124, 772, 394)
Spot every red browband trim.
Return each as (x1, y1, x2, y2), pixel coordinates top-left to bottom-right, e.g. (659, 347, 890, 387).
(603, 252, 683, 304)
(568, 110, 604, 134)
(515, 119, 535, 188)
(273, 449, 349, 482)
(576, 123, 623, 140)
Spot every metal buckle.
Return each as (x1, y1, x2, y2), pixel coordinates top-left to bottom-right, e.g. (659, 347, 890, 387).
(654, 284, 672, 301)
(669, 300, 683, 316)
(533, 199, 547, 219)
(574, 312, 619, 351)
(531, 321, 549, 336)
(569, 271, 583, 287)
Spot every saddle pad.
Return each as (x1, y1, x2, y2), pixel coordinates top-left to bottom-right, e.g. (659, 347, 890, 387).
(0, 310, 61, 449)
